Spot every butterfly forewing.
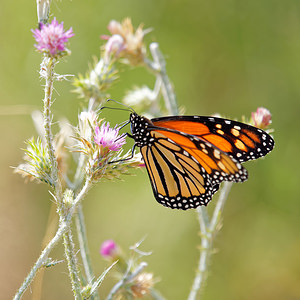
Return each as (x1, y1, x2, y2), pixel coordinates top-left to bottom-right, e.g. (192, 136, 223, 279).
(152, 116, 274, 163)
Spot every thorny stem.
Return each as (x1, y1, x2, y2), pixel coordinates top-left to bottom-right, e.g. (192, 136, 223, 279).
(187, 182, 233, 300)
(73, 146, 99, 299)
(42, 56, 63, 206)
(13, 222, 68, 300)
(75, 205, 99, 298)
(63, 229, 83, 299)
(144, 42, 179, 115)
(13, 178, 91, 300)
(42, 55, 83, 298)
(31, 203, 58, 300)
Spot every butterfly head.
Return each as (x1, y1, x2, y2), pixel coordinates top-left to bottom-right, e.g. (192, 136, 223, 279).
(130, 113, 154, 147)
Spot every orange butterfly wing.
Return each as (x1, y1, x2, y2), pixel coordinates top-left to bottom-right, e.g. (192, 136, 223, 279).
(129, 113, 274, 209)
(152, 115, 274, 163)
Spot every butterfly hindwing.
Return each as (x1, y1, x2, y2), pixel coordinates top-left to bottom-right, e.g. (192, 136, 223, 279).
(139, 131, 219, 209)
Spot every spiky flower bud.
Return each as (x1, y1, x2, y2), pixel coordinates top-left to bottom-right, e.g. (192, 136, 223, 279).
(73, 58, 118, 102)
(62, 189, 74, 213)
(15, 138, 53, 185)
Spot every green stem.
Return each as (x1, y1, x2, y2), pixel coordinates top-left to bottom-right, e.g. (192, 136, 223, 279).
(187, 182, 233, 300)
(63, 228, 83, 299)
(13, 178, 91, 299)
(75, 204, 100, 299)
(13, 221, 68, 300)
(144, 42, 179, 115)
(42, 55, 84, 298)
(72, 149, 99, 299)
(42, 56, 63, 205)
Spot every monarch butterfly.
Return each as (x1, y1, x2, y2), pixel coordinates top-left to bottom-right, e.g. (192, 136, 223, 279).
(128, 112, 274, 210)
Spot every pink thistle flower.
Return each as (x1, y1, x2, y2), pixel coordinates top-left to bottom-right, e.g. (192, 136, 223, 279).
(32, 18, 74, 56)
(251, 107, 272, 129)
(94, 122, 126, 151)
(100, 240, 118, 258)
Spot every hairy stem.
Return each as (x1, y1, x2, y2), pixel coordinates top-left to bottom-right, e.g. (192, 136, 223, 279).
(13, 221, 68, 300)
(31, 203, 58, 300)
(42, 56, 63, 205)
(72, 148, 99, 298)
(75, 204, 99, 300)
(187, 182, 233, 300)
(13, 178, 91, 300)
(63, 229, 83, 299)
(144, 42, 178, 115)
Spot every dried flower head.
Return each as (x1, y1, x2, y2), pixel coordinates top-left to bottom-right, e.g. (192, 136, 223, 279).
(251, 107, 272, 129)
(130, 272, 154, 298)
(102, 18, 149, 65)
(32, 18, 74, 57)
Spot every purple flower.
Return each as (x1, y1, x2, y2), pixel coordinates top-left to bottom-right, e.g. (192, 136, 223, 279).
(32, 18, 74, 56)
(100, 240, 118, 258)
(251, 107, 272, 129)
(94, 122, 126, 151)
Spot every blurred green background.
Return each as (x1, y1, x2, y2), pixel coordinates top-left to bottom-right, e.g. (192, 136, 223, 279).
(1, 0, 300, 299)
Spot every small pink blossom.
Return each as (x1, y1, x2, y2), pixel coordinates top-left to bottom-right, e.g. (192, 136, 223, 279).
(32, 18, 74, 56)
(251, 107, 272, 129)
(105, 34, 126, 56)
(94, 122, 126, 151)
(100, 240, 118, 258)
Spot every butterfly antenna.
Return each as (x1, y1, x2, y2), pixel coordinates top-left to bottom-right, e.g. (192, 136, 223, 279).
(100, 99, 135, 113)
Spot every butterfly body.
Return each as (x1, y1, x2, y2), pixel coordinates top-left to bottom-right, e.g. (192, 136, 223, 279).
(129, 112, 274, 210)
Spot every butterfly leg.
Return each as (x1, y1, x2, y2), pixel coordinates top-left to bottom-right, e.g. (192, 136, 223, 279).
(108, 144, 137, 164)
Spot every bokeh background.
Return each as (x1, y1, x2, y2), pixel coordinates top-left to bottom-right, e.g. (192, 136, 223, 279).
(1, 0, 300, 299)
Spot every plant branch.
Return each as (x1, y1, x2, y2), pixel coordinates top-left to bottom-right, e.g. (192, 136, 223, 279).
(75, 204, 100, 300)
(13, 178, 91, 300)
(144, 42, 178, 115)
(42, 56, 63, 205)
(187, 182, 233, 300)
(63, 229, 83, 299)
